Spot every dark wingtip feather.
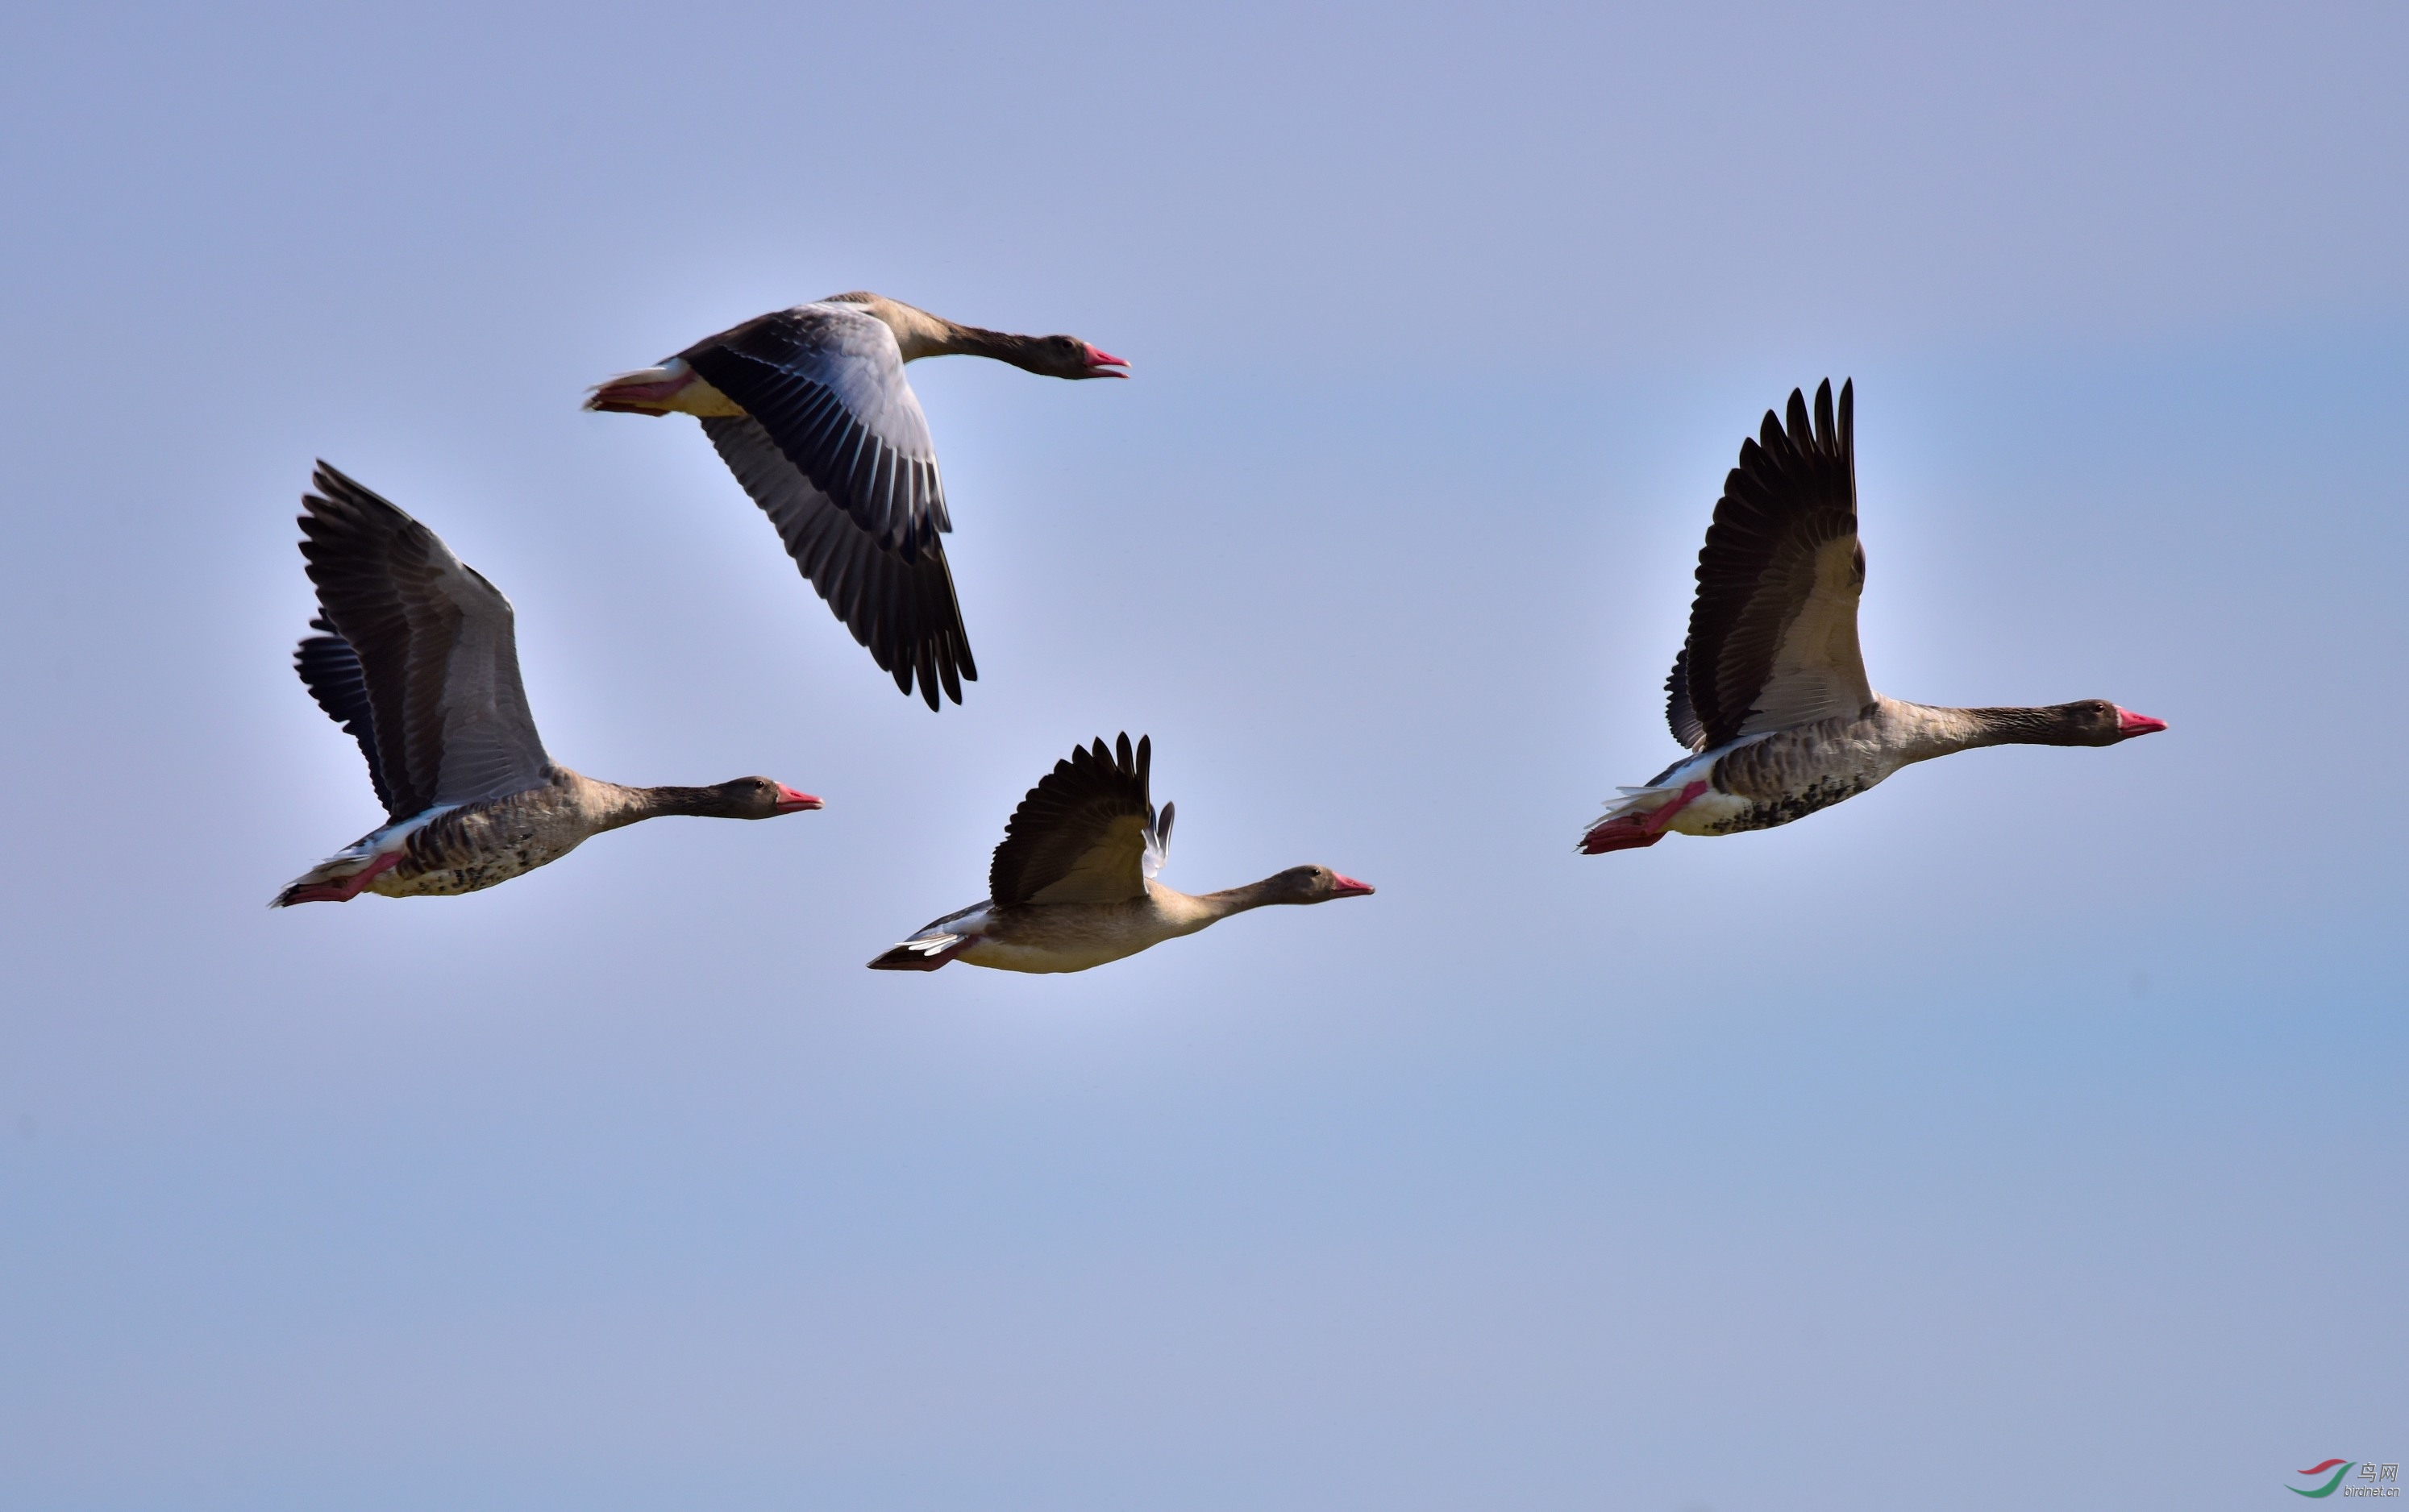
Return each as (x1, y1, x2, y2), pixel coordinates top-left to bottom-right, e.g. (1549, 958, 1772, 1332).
(695, 414, 976, 712)
(307, 459, 387, 514)
(867, 943, 952, 971)
(915, 640, 941, 710)
(1664, 646, 1705, 751)
(293, 617, 400, 818)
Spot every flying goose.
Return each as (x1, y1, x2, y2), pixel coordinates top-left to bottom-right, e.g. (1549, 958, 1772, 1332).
(273, 464, 821, 906)
(871, 733, 1372, 973)
(586, 293, 1127, 709)
(1580, 380, 2166, 855)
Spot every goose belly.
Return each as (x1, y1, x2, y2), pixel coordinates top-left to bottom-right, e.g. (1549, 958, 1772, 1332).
(1661, 786, 1762, 835)
(959, 901, 1188, 974)
(369, 800, 592, 897)
(1682, 724, 1905, 835)
(1687, 773, 1883, 833)
(959, 935, 1154, 974)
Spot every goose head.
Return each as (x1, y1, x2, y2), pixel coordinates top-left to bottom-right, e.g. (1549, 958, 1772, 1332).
(709, 778, 826, 818)
(1024, 334, 1129, 380)
(1259, 865, 1377, 903)
(2056, 700, 2169, 746)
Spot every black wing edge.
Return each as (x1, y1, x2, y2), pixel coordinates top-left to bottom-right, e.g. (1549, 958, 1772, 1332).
(293, 613, 401, 819)
(698, 415, 975, 711)
(867, 941, 959, 970)
(892, 541, 976, 711)
(851, 534, 977, 710)
(1664, 647, 1707, 754)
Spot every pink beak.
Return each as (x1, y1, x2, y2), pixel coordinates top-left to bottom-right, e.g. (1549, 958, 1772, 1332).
(2115, 708, 2168, 737)
(1084, 345, 1130, 377)
(774, 785, 825, 813)
(1329, 873, 1375, 897)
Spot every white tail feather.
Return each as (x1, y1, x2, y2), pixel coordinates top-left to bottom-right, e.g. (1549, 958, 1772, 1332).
(1589, 783, 1683, 829)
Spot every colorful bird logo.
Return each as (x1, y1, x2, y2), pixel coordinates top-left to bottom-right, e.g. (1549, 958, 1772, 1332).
(2290, 1460, 2355, 1497)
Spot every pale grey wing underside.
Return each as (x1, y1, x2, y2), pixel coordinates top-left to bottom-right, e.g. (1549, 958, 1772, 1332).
(1733, 534, 1871, 741)
(789, 302, 945, 518)
(683, 302, 951, 555)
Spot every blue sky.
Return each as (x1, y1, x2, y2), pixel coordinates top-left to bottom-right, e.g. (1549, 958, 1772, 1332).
(1, 3, 2403, 1508)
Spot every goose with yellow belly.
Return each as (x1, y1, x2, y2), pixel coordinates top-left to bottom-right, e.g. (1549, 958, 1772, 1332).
(1581, 380, 2166, 856)
(872, 733, 1373, 974)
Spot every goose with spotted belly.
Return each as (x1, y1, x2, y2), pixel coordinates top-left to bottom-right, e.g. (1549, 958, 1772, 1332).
(273, 464, 821, 907)
(1581, 380, 2166, 856)
(587, 293, 1126, 709)
(871, 733, 1373, 974)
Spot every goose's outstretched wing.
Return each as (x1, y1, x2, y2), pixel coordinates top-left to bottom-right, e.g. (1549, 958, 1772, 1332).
(680, 301, 951, 557)
(293, 614, 401, 819)
(989, 733, 1159, 908)
(697, 413, 974, 709)
(296, 463, 551, 813)
(1667, 379, 1871, 753)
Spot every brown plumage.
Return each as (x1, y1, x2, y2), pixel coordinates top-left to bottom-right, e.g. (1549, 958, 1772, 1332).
(869, 733, 1373, 974)
(273, 464, 822, 906)
(1581, 380, 2166, 855)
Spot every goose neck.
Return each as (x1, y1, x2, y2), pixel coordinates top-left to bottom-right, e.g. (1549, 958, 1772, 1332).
(1887, 699, 2099, 758)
